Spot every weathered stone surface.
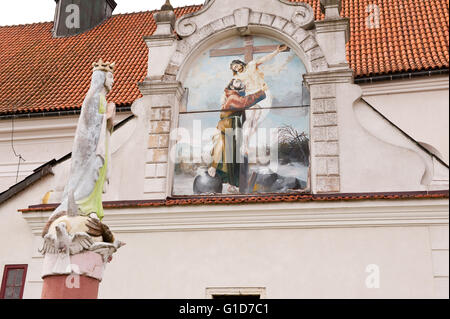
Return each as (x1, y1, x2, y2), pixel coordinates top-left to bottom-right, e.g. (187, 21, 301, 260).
(283, 21, 299, 36)
(306, 46, 325, 61)
(316, 157, 328, 175)
(197, 24, 214, 39)
(222, 15, 235, 28)
(312, 127, 327, 141)
(300, 36, 318, 52)
(312, 113, 338, 127)
(312, 99, 336, 113)
(234, 8, 250, 29)
(165, 63, 179, 76)
(156, 163, 168, 177)
(145, 164, 157, 177)
(147, 149, 168, 163)
(292, 28, 308, 44)
(260, 13, 275, 26)
(310, 84, 336, 99)
(211, 18, 226, 32)
(170, 51, 184, 67)
(150, 120, 171, 134)
(311, 57, 329, 72)
(148, 134, 170, 148)
(176, 40, 192, 55)
(272, 16, 288, 30)
(315, 141, 339, 156)
(144, 178, 166, 193)
(327, 126, 339, 141)
(316, 176, 340, 192)
(249, 11, 262, 24)
(327, 157, 340, 175)
(149, 95, 172, 108)
(186, 32, 203, 49)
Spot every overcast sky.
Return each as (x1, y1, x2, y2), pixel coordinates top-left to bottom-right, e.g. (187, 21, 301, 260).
(0, 0, 205, 26)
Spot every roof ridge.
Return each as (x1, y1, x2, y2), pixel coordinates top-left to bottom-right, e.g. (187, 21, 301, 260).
(0, 4, 204, 29)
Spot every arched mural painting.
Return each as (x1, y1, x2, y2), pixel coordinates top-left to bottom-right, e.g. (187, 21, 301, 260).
(173, 35, 310, 195)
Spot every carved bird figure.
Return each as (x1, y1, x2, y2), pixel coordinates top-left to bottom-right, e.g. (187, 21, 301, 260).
(40, 222, 94, 255)
(90, 241, 126, 263)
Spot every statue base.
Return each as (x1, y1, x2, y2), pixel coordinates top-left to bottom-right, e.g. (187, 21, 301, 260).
(41, 275, 100, 299)
(41, 251, 105, 299)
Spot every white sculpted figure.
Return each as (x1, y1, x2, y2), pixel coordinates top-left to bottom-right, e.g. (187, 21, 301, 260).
(41, 60, 124, 266)
(51, 59, 116, 221)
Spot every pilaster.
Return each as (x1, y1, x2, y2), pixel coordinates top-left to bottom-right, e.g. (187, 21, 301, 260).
(139, 80, 184, 199)
(304, 69, 353, 193)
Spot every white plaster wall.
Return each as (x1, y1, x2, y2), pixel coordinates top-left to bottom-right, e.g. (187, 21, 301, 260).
(360, 76, 449, 165)
(98, 225, 444, 299)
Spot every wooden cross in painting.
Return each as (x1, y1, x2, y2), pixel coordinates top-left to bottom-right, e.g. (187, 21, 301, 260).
(209, 35, 290, 63)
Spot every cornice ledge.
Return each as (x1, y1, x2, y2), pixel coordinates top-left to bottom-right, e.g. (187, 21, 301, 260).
(304, 68, 354, 85)
(360, 76, 450, 96)
(22, 199, 449, 234)
(138, 80, 184, 98)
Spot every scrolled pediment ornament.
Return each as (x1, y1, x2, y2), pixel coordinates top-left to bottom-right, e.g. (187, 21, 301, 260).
(291, 3, 315, 29)
(176, 18, 198, 37)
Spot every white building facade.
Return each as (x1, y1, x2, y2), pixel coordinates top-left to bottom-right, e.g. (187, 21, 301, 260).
(0, 0, 448, 299)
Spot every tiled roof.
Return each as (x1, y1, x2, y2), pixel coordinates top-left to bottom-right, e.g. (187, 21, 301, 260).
(0, 1, 448, 115)
(300, 0, 450, 77)
(0, 6, 200, 115)
(18, 191, 450, 212)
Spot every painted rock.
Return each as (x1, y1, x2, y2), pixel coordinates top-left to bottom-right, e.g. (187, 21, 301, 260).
(193, 170, 223, 194)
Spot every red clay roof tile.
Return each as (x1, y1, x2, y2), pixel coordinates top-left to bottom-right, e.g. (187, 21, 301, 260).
(0, 1, 448, 115)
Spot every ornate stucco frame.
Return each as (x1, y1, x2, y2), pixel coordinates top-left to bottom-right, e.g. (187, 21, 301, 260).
(140, 0, 351, 198)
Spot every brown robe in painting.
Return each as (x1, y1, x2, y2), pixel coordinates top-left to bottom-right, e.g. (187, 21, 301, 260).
(211, 89, 266, 187)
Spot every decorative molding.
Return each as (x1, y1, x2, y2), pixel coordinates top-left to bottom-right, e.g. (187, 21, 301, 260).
(138, 80, 185, 99)
(168, 10, 327, 79)
(175, 1, 316, 38)
(22, 199, 449, 234)
(176, 17, 198, 37)
(234, 8, 251, 35)
(360, 76, 450, 96)
(174, 0, 216, 37)
(290, 4, 315, 29)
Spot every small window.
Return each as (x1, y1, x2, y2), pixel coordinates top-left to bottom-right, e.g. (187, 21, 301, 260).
(206, 287, 266, 299)
(0, 265, 28, 299)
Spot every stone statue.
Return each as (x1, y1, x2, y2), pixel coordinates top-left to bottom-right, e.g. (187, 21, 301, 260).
(51, 59, 116, 222)
(40, 60, 123, 280)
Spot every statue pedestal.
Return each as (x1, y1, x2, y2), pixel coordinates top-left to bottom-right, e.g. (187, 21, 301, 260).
(41, 275, 100, 299)
(41, 251, 105, 299)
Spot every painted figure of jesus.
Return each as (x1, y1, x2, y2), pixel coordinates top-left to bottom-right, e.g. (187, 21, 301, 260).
(230, 44, 288, 155)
